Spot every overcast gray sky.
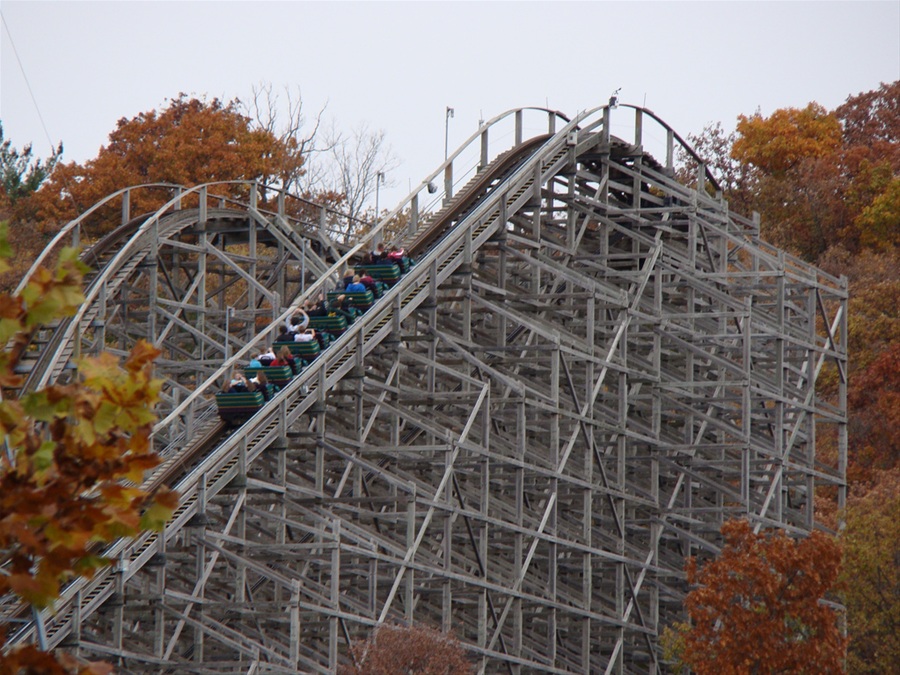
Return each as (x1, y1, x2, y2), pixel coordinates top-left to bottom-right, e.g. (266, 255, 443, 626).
(2, 1, 898, 211)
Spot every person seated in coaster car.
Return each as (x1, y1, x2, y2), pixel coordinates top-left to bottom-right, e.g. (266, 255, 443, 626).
(371, 242, 387, 264)
(346, 274, 367, 293)
(342, 267, 356, 289)
(226, 372, 250, 393)
(249, 371, 271, 401)
(257, 347, 277, 366)
(358, 272, 383, 296)
(304, 294, 329, 317)
(273, 345, 300, 374)
(293, 328, 318, 343)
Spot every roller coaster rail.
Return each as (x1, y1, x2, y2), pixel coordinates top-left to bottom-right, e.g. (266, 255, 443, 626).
(2, 104, 847, 674)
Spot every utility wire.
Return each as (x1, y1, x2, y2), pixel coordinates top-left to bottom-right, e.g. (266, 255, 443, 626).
(2, 10, 86, 218)
(1, 10, 59, 156)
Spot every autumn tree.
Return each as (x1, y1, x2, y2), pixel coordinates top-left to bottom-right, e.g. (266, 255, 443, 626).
(669, 519, 845, 674)
(683, 82, 900, 485)
(833, 81, 900, 171)
(341, 624, 473, 675)
(813, 243, 900, 481)
(856, 177, 900, 250)
(0, 223, 177, 671)
(688, 84, 900, 261)
(728, 103, 846, 260)
(28, 94, 307, 228)
(841, 470, 900, 674)
(679, 122, 755, 212)
(834, 81, 900, 254)
(732, 103, 843, 177)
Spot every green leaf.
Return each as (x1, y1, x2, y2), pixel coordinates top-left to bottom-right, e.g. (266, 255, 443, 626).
(33, 441, 56, 472)
(140, 501, 175, 531)
(0, 316, 22, 344)
(23, 296, 63, 327)
(92, 401, 119, 435)
(72, 554, 112, 576)
(21, 390, 69, 421)
(57, 246, 90, 274)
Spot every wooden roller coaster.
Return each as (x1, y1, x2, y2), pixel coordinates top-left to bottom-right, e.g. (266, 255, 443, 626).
(2, 105, 847, 674)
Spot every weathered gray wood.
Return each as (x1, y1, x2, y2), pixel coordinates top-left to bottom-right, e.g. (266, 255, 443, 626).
(5, 107, 847, 674)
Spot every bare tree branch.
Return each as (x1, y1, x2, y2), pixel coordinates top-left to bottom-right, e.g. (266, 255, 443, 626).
(243, 82, 331, 194)
(325, 122, 399, 225)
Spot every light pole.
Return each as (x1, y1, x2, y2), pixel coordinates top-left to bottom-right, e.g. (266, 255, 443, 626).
(374, 171, 385, 220)
(444, 106, 454, 160)
(374, 171, 385, 244)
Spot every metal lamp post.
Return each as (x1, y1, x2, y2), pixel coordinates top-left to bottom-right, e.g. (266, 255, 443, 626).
(374, 171, 385, 245)
(374, 171, 385, 221)
(444, 106, 454, 160)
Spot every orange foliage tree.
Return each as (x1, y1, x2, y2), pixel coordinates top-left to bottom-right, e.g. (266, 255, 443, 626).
(672, 519, 845, 675)
(27, 94, 307, 228)
(341, 624, 473, 675)
(730, 103, 845, 260)
(835, 81, 900, 254)
(815, 244, 900, 481)
(688, 83, 899, 262)
(856, 177, 900, 250)
(686, 83, 900, 481)
(833, 81, 900, 171)
(732, 103, 843, 177)
(846, 343, 900, 476)
(0, 224, 177, 672)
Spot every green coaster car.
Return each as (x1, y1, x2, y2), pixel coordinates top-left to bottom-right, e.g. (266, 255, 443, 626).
(244, 364, 294, 389)
(327, 289, 375, 311)
(309, 314, 349, 336)
(273, 340, 322, 363)
(355, 263, 401, 286)
(215, 390, 265, 423)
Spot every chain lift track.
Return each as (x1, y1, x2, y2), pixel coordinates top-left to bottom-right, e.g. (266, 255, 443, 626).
(2, 105, 847, 674)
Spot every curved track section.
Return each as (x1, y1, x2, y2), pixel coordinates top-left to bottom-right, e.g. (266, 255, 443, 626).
(3, 106, 847, 674)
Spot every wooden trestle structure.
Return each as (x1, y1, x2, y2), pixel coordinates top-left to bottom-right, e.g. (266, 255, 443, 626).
(2, 105, 847, 673)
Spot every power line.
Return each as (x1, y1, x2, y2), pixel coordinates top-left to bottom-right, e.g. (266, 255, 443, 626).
(1, 10, 59, 155)
(2, 10, 87, 219)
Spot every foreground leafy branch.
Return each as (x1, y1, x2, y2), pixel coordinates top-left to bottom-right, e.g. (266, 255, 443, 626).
(0, 223, 177, 672)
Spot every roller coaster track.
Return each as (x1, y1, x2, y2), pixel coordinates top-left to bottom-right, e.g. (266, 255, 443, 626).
(2, 105, 847, 673)
(3, 108, 567, 644)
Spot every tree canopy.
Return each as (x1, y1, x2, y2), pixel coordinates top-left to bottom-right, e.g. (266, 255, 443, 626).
(672, 519, 845, 675)
(341, 624, 472, 675)
(27, 94, 306, 227)
(0, 122, 62, 213)
(681, 82, 900, 674)
(733, 103, 843, 177)
(841, 470, 900, 673)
